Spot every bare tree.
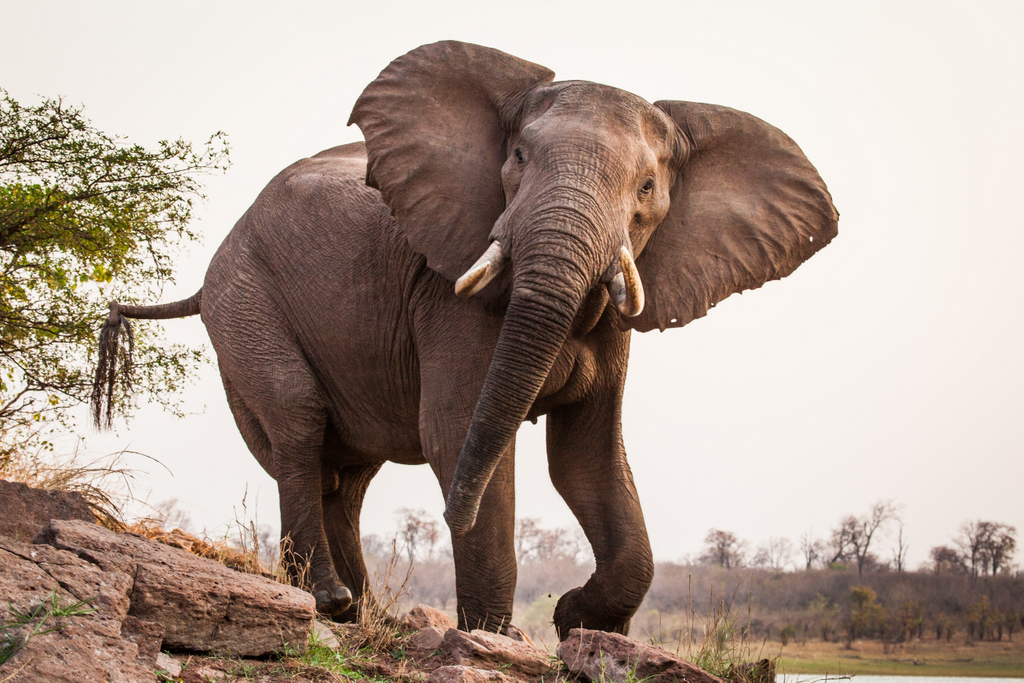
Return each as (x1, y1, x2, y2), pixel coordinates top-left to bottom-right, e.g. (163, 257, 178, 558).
(958, 521, 1018, 577)
(396, 508, 440, 563)
(984, 524, 1016, 575)
(891, 520, 909, 573)
(753, 536, 793, 571)
(698, 529, 747, 569)
(361, 533, 391, 561)
(799, 531, 825, 570)
(154, 498, 196, 533)
(830, 501, 900, 577)
(828, 516, 858, 567)
(515, 517, 588, 563)
(957, 521, 990, 578)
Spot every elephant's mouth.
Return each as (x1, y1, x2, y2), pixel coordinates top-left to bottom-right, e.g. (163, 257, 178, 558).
(455, 239, 645, 318)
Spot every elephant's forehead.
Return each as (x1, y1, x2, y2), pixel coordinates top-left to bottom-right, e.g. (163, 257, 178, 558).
(524, 81, 673, 148)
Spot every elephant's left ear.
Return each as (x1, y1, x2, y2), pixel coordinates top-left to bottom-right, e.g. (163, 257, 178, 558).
(626, 101, 838, 333)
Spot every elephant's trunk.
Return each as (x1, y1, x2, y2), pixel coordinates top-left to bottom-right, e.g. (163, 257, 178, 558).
(444, 243, 591, 537)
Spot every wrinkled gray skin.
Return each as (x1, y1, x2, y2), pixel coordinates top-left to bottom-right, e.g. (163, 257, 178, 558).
(96, 42, 837, 637)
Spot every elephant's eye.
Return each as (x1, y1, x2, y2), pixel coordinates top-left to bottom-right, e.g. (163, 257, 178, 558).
(639, 179, 654, 196)
(514, 148, 525, 164)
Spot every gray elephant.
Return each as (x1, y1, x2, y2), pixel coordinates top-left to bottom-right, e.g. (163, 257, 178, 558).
(93, 41, 837, 637)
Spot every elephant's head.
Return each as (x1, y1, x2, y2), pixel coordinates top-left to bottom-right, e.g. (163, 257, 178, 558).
(350, 41, 837, 535)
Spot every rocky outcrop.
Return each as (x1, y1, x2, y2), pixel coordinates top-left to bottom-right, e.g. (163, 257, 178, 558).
(0, 479, 93, 540)
(441, 628, 556, 678)
(558, 628, 728, 683)
(36, 519, 315, 657)
(0, 484, 318, 683)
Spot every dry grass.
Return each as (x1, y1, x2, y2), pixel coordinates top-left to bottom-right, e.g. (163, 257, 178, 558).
(353, 539, 413, 652)
(0, 440, 144, 530)
(640, 580, 777, 683)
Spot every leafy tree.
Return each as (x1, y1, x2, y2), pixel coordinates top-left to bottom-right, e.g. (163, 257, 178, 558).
(807, 593, 839, 641)
(930, 544, 966, 575)
(0, 89, 228, 459)
(846, 585, 885, 643)
(966, 595, 996, 640)
(895, 600, 924, 642)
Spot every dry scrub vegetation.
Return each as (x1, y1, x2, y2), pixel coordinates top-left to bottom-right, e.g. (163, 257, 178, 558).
(4, 446, 1022, 678)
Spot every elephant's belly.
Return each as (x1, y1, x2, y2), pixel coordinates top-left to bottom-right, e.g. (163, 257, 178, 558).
(324, 394, 425, 466)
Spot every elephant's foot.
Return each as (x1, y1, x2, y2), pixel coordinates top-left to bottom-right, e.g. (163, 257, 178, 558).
(553, 587, 631, 640)
(314, 584, 353, 616)
(457, 607, 512, 633)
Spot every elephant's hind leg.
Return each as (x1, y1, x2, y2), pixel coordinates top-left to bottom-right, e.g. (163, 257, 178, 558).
(321, 461, 384, 623)
(270, 400, 353, 616)
(217, 356, 351, 615)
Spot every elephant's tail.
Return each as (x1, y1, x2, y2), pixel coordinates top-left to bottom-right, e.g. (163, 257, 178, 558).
(91, 289, 203, 429)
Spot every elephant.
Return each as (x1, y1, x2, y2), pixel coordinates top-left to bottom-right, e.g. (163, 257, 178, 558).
(92, 41, 837, 637)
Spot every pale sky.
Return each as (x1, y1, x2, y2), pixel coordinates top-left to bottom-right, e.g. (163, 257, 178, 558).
(2, 1, 1022, 569)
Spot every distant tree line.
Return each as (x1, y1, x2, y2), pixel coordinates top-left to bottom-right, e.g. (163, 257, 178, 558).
(640, 563, 1022, 648)
(363, 506, 1021, 646)
(695, 501, 1017, 582)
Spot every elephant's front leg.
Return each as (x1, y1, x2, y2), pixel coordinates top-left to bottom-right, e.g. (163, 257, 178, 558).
(417, 301, 516, 632)
(547, 389, 654, 638)
(449, 438, 517, 632)
(423, 414, 518, 632)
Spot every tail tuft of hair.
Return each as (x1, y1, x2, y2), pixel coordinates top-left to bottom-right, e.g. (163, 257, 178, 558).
(91, 304, 134, 430)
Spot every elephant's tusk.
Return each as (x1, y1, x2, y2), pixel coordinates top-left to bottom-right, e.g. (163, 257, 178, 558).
(607, 246, 645, 317)
(455, 241, 506, 297)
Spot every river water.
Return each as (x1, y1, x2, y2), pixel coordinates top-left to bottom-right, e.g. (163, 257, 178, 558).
(783, 677, 1024, 683)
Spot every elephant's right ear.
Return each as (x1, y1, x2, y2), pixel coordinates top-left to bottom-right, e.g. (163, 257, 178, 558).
(349, 41, 554, 282)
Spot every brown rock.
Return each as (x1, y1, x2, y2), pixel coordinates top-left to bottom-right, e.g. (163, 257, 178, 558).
(155, 652, 182, 680)
(407, 625, 446, 651)
(36, 519, 315, 657)
(558, 628, 727, 683)
(428, 665, 516, 683)
(0, 537, 134, 639)
(180, 661, 230, 681)
(442, 628, 556, 677)
(505, 624, 534, 646)
(312, 619, 341, 649)
(121, 614, 165, 667)
(4, 620, 156, 683)
(0, 536, 134, 635)
(404, 603, 457, 631)
(0, 479, 93, 541)
(0, 540, 154, 682)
